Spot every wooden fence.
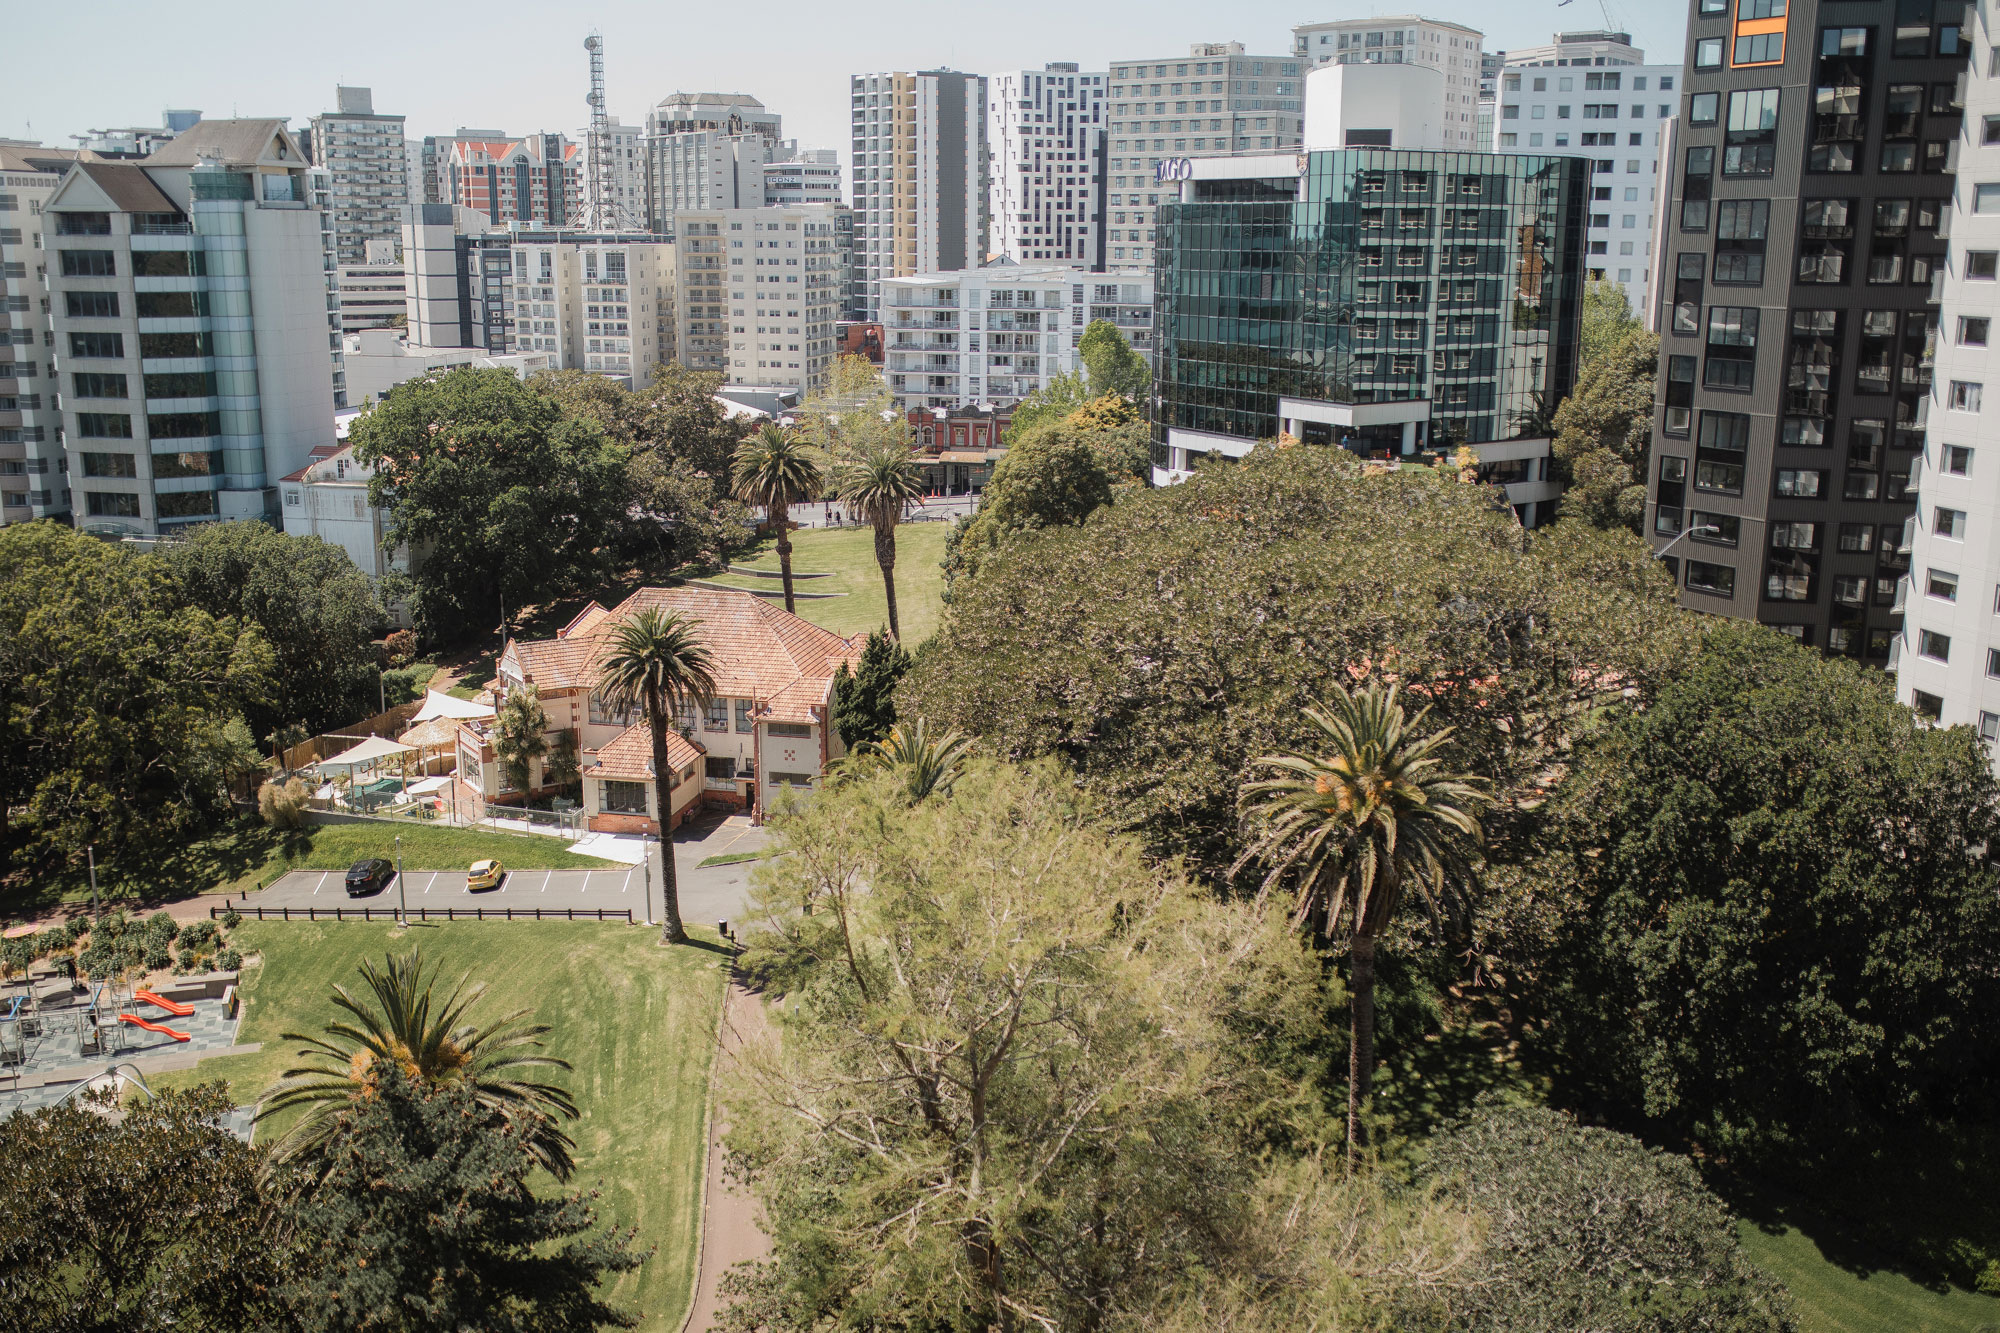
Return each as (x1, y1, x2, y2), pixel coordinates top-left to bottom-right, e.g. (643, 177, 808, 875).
(280, 699, 428, 772)
(212, 905, 633, 924)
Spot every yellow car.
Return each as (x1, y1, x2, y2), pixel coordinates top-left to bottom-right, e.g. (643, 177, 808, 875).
(467, 860, 505, 892)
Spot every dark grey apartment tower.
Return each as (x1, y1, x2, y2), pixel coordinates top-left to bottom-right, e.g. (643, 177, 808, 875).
(1647, 0, 1968, 658)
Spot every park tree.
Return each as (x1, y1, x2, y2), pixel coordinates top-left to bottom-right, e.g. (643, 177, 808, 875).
(163, 519, 384, 737)
(725, 761, 1326, 1332)
(732, 424, 824, 615)
(1580, 276, 1642, 365)
(1550, 328, 1658, 532)
(1419, 1101, 1796, 1333)
(833, 443, 927, 640)
(596, 608, 719, 944)
(842, 717, 971, 804)
(795, 355, 905, 457)
(258, 949, 581, 1183)
(0, 1083, 290, 1332)
(348, 366, 631, 645)
(632, 363, 753, 481)
(1536, 622, 2000, 1162)
(625, 452, 754, 574)
(829, 628, 909, 748)
(531, 367, 647, 447)
(493, 685, 553, 796)
(1002, 369, 1092, 444)
(978, 416, 1117, 532)
(1079, 318, 1152, 399)
(904, 446, 1696, 885)
(0, 522, 274, 859)
(279, 1060, 644, 1333)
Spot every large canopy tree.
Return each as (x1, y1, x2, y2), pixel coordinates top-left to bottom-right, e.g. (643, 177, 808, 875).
(349, 366, 630, 645)
(162, 519, 384, 738)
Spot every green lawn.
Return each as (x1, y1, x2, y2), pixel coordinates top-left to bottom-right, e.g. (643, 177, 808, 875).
(1733, 1199, 2000, 1332)
(150, 919, 730, 1332)
(2, 819, 614, 922)
(702, 522, 951, 643)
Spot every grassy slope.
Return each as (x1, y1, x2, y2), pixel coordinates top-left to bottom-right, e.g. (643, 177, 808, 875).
(4, 820, 614, 921)
(1734, 1209, 2000, 1332)
(150, 919, 729, 1332)
(702, 522, 951, 644)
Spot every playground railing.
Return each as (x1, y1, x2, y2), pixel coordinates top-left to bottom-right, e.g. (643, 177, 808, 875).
(210, 904, 634, 924)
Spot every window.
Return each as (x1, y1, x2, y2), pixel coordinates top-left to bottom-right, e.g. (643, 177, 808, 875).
(1705, 306, 1759, 389)
(1696, 37, 1725, 68)
(1696, 460, 1745, 493)
(704, 757, 736, 782)
(1776, 469, 1825, 497)
(1946, 445, 1973, 475)
(1950, 381, 1984, 413)
(1976, 184, 2000, 213)
(1928, 568, 1960, 601)
(1919, 629, 1952, 661)
(80, 452, 136, 478)
(1699, 411, 1752, 453)
(1713, 199, 1769, 284)
(1936, 506, 1967, 538)
(601, 779, 649, 814)
(68, 331, 123, 359)
(1770, 521, 1820, 550)
(1984, 115, 2000, 146)
(1690, 511, 1741, 545)
(1971, 252, 2000, 279)
(1664, 355, 1696, 436)
(769, 772, 815, 788)
(70, 372, 126, 399)
(768, 721, 813, 738)
(1683, 147, 1715, 232)
(1724, 88, 1780, 176)
(1961, 317, 1991, 346)
(1838, 522, 1876, 552)
(1689, 92, 1720, 126)
(59, 250, 115, 277)
(1738, 0, 1784, 16)
(1734, 31, 1785, 64)
(1685, 560, 1736, 596)
(65, 292, 117, 319)
(1982, 711, 2000, 742)
(704, 699, 728, 731)
(1912, 690, 1945, 722)
(76, 412, 131, 438)
(1766, 553, 1816, 601)
(85, 492, 141, 519)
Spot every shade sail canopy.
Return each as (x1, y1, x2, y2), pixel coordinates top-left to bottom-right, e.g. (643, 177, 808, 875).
(410, 690, 495, 723)
(316, 735, 417, 771)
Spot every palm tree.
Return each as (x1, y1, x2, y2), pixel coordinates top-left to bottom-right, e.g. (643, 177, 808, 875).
(732, 422, 823, 614)
(256, 949, 578, 1182)
(847, 717, 971, 804)
(834, 443, 928, 641)
(1233, 680, 1489, 1166)
(596, 607, 718, 944)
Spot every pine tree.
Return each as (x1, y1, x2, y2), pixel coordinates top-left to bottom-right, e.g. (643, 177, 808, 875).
(831, 631, 910, 748)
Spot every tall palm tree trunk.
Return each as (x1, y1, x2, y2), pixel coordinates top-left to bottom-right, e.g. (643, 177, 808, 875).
(1347, 931, 1377, 1168)
(648, 708, 688, 944)
(874, 517, 901, 641)
(774, 500, 796, 614)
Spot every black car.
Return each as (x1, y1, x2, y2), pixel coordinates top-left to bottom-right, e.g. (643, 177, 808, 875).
(345, 858, 394, 897)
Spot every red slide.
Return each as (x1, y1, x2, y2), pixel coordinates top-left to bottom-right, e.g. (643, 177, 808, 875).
(134, 989, 194, 1017)
(118, 1013, 190, 1042)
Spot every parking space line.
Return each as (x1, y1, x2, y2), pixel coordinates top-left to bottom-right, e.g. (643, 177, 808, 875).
(539, 870, 552, 894)
(619, 866, 634, 895)
(313, 871, 331, 896)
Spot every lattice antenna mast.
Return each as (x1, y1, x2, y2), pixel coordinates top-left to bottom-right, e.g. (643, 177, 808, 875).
(580, 33, 631, 230)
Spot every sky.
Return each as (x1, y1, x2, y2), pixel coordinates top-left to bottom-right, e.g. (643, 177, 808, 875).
(8, 0, 1687, 164)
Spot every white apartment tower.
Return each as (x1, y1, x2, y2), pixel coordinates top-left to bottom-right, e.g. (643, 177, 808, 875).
(1492, 33, 1678, 315)
(42, 120, 335, 535)
(308, 86, 410, 263)
(642, 93, 782, 231)
(988, 64, 1107, 266)
(1291, 15, 1484, 149)
(1103, 44, 1305, 270)
(0, 143, 91, 524)
(849, 70, 988, 321)
(677, 204, 845, 391)
(764, 145, 842, 206)
(1896, 0, 2000, 760)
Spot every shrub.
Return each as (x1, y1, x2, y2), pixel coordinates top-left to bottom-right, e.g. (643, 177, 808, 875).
(257, 777, 311, 830)
(221, 909, 243, 931)
(180, 921, 218, 949)
(216, 948, 242, 972)
(142, 912, 180, 947)
(144, 946, 171, 972)
(382, 629, 418, 668)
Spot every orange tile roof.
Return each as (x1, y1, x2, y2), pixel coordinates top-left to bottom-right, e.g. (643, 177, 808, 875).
(502, 586, 863, 724)
(586, 721, 704, 782)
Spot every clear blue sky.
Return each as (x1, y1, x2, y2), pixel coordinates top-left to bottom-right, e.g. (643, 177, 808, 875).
(8, 0, 1686, 162)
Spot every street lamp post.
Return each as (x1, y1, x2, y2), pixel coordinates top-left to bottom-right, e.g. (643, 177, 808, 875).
(86, 844, 99, 923)
(395, 833, 407, 927)
(641, 835, 655, 927)
(1653, 522, 1725, 560)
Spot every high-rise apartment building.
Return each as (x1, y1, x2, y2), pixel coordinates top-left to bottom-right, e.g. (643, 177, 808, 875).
(677, 204, 845, 390)
(42, 120, 334, 534)
(1644, 0, 1965, 659)
(575, 116, 645, 229)
(849, 70, 988, 320)
(304, 164, 351, 409)
(764, 145, 842, 206)
(642, 93, 782, 231)
(880, 264, 1152, 410)
(988, 63, 1107, 265)
(403, 207, 675, 389)
(309, 86, 409, 263)
(0, 143, 93, 524)
(1102, 43, 1305, 270)
(1493, 33, 1680, 313)
(336, 238, 407, 332)
(446, 134, 580, 226)
(1896, 0, 2000, 744)
(1292, 15, 1485, 148)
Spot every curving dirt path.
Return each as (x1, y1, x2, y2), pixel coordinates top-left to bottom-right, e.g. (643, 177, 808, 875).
(682, 971, 774, 1332)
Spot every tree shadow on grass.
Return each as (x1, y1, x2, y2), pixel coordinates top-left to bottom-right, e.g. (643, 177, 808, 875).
(1714, 1171, 1972, 1296)
(0, 819, 310, 923)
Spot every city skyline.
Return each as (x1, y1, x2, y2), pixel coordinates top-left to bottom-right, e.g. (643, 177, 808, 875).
(8, 0, 1690, 173)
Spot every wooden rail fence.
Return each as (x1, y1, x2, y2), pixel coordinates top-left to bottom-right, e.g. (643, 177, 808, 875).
(211, 905, 634, 924)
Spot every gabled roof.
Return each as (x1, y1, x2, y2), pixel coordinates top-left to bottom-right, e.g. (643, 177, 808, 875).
(144, 118, 303, 168)
(502, 586, 863, 723)
(0, 144, 97, 175)
(58, 162, 177, 214)
(585, 721, 705, 783)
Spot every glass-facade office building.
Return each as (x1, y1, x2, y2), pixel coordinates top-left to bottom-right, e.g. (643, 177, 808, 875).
(1153, 149, 1590, 463)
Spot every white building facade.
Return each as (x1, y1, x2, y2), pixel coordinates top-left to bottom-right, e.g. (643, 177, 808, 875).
(988, 64, 1107, 266)
(678, 204, 844, 391)
(1896, 0, 2000, 761)
(308, 87, 410, 264)
(574, 116, 646, 230)
(1492, 32, 1677, 313)
(642, 93, 782, 232)
(1291, 15, 1484, 149)
(880, 264, 1152, 410)
(849, 70, 988, 320)
(1103, 44, 1305, 270)
(0, 144, 87, 524)
(764, 145, 842, 206)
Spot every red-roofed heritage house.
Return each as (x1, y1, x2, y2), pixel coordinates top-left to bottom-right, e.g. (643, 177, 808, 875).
(450, 587, 863, 832)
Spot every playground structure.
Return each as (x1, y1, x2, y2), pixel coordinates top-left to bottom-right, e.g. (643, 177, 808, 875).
(2, 964, 240, 1114)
